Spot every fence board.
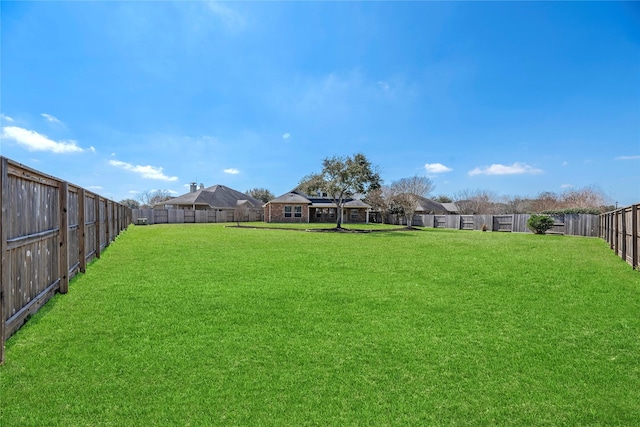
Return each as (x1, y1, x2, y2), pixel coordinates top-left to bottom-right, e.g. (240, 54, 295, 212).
(131, 208, 261, 225)
(600, 204, 639, 270)
(1, 156, 131, 363)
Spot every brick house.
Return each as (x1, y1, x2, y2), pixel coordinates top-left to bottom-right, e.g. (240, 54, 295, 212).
(155, 183, 263, 221)
(264, 190, 371, 224)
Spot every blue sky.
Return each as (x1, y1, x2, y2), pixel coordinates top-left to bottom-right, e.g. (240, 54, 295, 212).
(1, 1, 639, 206)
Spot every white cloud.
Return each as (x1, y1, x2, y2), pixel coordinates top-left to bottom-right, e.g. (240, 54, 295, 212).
(468, 162, 543, 176)
(205, 1, 246, 30)
(377, 81, 390, 91)
(1, 126, 84, 153)
(424, 163, 452, 174)
(224, 168, 240, 175)
(128, 190, 140, 195)
(560, 183, 573, 189)
(562, 161, 568, 166)
(108, 159, 178, 181)
(0, 114, 14, 122)
(41, 113, 62, 124)
(282, 133, 291, 140)
(87, 185, 103, 190)
(615, 155, 640, 160)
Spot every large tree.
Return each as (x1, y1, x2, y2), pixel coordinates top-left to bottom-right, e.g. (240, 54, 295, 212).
(363, 186, 393, 224)
(245, 188, 275, 203)
(454, 189, 498, 214)
(298, 153, 381, 228)
(119, 198, 140, 209)
(389, 176, 435, 227)
(137, 189, 173, 208)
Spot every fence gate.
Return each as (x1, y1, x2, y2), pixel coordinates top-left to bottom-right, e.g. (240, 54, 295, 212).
(461, 216, 474, 230)
(493, 215, 514, 232)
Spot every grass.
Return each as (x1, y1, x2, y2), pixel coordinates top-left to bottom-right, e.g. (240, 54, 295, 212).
(1, 223, 639, 426)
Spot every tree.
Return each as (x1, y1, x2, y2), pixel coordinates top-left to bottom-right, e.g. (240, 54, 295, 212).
(246, 188, 275, 203)
(390, 176, 435, 227)
(530, 191, 560, 213)
(433, 194, 453, 203)
(560, 186, 610, 211)
(119, 198, 140, 209)
(454, 189, 498, 214)
(501, 195, 533, 214)
(364, 186, 396, 224)
(137, 189, 173, 208)
(527, 214, 555, 234)
(298, 153, 381, 229)
(234, 200, 253, 225)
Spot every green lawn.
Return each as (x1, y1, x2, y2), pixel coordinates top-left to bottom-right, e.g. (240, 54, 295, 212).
(1, 223, 639, 426)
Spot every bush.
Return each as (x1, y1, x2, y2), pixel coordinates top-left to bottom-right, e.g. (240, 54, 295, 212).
(527, 214, 555, 234)
(541, 208, 602, 215)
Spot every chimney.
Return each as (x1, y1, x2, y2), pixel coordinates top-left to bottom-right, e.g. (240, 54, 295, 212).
(199, 183, 204, 190)
(190, 182, 197, 193)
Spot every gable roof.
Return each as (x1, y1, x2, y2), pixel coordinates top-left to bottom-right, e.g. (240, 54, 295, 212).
(440, 202, 459, 213)
(157, 185, 262, 209)
(267, 190, 371, 209)
(414, 195, 449, 214)
(269, 192, 313, 204)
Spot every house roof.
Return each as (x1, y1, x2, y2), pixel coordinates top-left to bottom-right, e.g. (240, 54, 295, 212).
(414, 196, 449, 214)
(157, 185, 262, 209)
(440, 202, 459, 213)
(269, 192, 313, 204)
(267, 190, 371, 209)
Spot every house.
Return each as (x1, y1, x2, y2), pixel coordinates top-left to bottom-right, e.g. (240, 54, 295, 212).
(263, 190, 371, 223)
(155, 183, 263, 221)
(414, 195, 454, 215)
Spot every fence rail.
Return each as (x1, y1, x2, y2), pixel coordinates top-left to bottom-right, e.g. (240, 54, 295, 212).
(1, 157, 131, 363)
(411, 213, 600, 237)
(132, 208, 263, 225)
(600, 204, 639, 270)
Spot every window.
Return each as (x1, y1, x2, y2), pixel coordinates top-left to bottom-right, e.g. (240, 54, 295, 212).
(284, 205, 292, 218)
(329, 208, 335, 218)
(294, 206, 302, 218)
(316, 209, 322, 218)
(350, 209, 359, 220)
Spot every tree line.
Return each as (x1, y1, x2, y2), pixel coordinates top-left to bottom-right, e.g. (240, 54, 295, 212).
(121, 154, 613, 225)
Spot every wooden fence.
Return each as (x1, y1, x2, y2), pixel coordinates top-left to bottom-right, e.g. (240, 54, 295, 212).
(1, 157, 131, 363)
(411, 213, 600, 237)
(132, 208, 263, 225)
(600, 204, 639, 270)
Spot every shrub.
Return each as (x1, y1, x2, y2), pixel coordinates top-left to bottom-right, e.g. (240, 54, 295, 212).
(527, 214, 555, 234)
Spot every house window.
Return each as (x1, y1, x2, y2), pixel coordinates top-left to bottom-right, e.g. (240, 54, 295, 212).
(284, 205, 292, 218)
(294, 206, 302, 218)
(329, 208, 335, 218)
(350, 209, 359, 220)
(316, 209, 322, 218)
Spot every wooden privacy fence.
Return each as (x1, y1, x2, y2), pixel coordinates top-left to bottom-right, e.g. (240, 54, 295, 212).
(1, 157, 132, 363)
(600, 204, 639, 270)
(132, 208, 263, 225)
(412, 213, 600, 237)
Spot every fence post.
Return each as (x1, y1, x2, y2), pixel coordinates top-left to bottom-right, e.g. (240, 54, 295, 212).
(632, 205, 638, 270)
(95, 196, 101, 259)
(621, 208, 627, 265)
(78, 188, 86, 274)
(0, 158, 8, 364)
(58, 181, 69, 294)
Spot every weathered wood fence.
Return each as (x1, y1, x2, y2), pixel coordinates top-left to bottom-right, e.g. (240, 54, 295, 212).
(132, 208, 263, 224)
(600, 204, 640, 270)
(1, 157, 131, 363)
(410, 213, 600, 237)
